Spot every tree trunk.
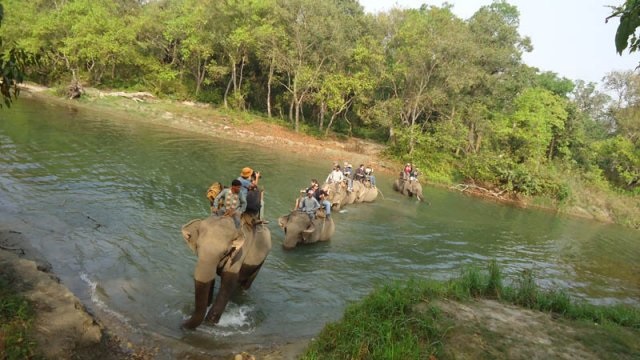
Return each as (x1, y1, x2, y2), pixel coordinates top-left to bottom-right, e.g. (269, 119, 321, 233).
(319, 101, 326, 131)
(289, 97, 295, 123)
(325, 112, 338, 137)
(294, 98, 301, 132)
(267, 56, 274, 118)
(224, 77, 233, 109)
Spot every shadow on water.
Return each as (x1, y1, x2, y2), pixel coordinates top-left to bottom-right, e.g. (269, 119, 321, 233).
(1, 97, 639, 357)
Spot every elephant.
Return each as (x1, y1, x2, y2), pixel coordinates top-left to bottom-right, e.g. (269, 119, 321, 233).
(322, 181, 355, 210)
(278, 209, 335, 249)
(354, 180, 378, 203)
(393, 178, 424, 201)
(180, 213, 271, 330)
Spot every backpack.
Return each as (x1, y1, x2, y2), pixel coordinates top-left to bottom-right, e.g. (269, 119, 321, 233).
(206, 182, 223, 205)
(245, 189, 262, 214)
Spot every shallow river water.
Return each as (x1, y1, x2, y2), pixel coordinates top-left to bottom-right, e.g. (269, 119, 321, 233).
(0, 97, 638, 357)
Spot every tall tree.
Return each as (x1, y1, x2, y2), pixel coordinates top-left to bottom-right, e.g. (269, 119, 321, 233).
(497, 88, 568, 166)
(272, 0, 360, 132)
(604, 70, 640, 143)
(0, 3, 27, 107)
(385, 5, 478, 155)
(463, 0, 532, 155)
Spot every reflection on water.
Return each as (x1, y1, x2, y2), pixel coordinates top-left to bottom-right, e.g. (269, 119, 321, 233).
(1, 97, 639, 357)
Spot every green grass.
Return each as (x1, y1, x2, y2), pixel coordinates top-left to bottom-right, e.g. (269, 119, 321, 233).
(0, 273, 39, 360)
(300, 261, 640, 359)
(302, 278, 446, 360)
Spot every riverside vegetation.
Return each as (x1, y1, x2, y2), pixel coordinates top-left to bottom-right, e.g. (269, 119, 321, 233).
(0, 0, 638, 228)
(301, 262, 640, 359)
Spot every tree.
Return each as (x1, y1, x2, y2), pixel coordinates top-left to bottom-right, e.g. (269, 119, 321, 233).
(0, 3, 29, 107)
(497, 88, 568, 166)
(604, 70, 640, 143)
(385, 6, 478, 155)
(0, 0, 144, 87)
(463, 0, 533, 155)
(272, 0, 361, 132)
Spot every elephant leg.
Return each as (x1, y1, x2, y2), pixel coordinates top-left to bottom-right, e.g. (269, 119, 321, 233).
(182, 279, 213, 330)
(205, 271, 239, 324)
(239, 262, 265, 290)
(207, 278, 216, 306)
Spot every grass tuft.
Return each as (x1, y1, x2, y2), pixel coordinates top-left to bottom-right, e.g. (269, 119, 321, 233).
(0, 273, 39, 360)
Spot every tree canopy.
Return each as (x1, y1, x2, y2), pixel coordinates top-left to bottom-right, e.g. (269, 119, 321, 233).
(0, 0, 638, 197)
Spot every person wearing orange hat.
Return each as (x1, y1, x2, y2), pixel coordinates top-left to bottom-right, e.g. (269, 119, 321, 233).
(238, 167, 259, 195)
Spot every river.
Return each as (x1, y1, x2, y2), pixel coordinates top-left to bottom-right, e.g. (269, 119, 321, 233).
(0, 96, 638, 358)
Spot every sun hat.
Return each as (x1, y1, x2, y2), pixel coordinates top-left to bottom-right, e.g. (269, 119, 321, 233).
(241, 167, 253, 178)
(307, 189, 314, 194)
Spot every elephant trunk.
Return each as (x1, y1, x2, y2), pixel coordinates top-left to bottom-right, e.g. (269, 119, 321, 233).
(206, 271, 239, 324)
(182, 279, 213, 330)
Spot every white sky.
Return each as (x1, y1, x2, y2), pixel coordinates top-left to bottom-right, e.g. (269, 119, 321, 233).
(359, 0, 639, 84)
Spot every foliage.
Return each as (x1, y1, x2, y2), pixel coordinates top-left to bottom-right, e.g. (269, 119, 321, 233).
(608, 0, 640, 55)
(0, 3, 31, 108)
(1, 0, 638, 207)
(593, 135, 640, 191)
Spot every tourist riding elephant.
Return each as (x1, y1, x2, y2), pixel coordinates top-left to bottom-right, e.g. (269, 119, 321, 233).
(180, 213, 271, 330)
(278, 210, 335, 249)
(393, 178, 424, 201)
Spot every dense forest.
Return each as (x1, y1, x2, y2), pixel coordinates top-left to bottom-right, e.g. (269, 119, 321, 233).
(0, 0, 638, 222)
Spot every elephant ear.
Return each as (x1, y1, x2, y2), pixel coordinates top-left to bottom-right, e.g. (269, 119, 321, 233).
(181, 219, 201, 254)
(278, 215, 289, 230)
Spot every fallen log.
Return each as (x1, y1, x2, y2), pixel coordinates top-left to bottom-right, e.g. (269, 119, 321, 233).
(100, 91, 155, 101)
(451, 183, 506, 198)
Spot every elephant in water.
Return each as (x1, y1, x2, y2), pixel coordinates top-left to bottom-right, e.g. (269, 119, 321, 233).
(322, 181, 355, 210)
(278, 209, 335, 249)
(393, 178, 424, 201)
(181, 213, 271, 329)
(354, 180, 378, 203)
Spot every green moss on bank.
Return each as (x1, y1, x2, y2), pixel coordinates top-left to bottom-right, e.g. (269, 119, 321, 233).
(0, 272, 39, 360)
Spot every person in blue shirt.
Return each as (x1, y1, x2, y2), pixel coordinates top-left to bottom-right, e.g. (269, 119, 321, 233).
(238, 167, 260, 196)
(318, 190, 331, 218)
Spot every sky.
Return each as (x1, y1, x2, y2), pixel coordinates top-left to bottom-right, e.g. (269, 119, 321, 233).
(359, 0, 639, 85)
